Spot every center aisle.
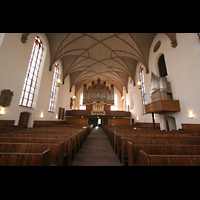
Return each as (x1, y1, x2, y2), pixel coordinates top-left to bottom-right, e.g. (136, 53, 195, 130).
(70, 127, 122, 166)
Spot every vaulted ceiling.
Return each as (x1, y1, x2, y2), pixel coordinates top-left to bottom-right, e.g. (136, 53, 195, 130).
(21, 33, 177, 95)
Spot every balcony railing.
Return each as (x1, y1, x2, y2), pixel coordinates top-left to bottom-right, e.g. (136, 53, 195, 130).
(145, 99, 181, 113)
(66, 110, 130, 117)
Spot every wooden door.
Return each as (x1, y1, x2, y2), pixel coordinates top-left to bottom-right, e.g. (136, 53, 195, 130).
(18, 113, 29, 128)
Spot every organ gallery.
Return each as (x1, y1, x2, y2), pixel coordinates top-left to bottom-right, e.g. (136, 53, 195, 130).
(83, 79, 114, 115)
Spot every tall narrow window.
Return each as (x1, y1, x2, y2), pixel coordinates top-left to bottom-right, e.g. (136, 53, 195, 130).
(80, 93, 86, 110)
(111, 94, 118, 111)
(158, 54, 167, 77)
(130, 78, 134, 109)
(19, 36, 43, 107)
(139, 66, 147, 114)
(49, 63, 59, 112)
(123, 87, 127, 111)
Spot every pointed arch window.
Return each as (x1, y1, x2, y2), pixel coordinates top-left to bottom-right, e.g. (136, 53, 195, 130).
(158, 54, 167, 77)
(19, 36, 43, 107)
(80, 93, 86, 110)
(111, 94, 118, 111)
(130, 78, 134, 109)
(48, 63, 59, 112)
(139, 66, 147, 114)
(123, 87, 127, 111)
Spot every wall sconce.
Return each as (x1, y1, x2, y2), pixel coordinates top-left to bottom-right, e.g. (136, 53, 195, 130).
(188, 111, 194, 119)
(121, 96, 124, 102)
(40, 112, 44, 118)
(73, 96, 76, 101)
(57, 79, 62, 87)
(0, 107, 5, 115)
(55, 115, 58, 119)
(138, 81, 141, 89)
(136, 116, 139, 120)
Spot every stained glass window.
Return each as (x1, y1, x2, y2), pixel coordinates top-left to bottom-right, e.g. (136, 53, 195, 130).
(123, 87, 127, 111)
(139, 66, 147, 114)
(80, 93, 86, 110)
(48, 63, 59, 112)
(130, 78, 134, 109)
(111, 94, 118, 111)
(19, 36, 43, 107)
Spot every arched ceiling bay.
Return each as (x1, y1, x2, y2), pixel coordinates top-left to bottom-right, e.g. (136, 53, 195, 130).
(22, 33, 177, 95)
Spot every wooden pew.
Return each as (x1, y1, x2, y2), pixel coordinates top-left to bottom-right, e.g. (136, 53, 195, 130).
(0, 124, 93, 166)
(118, 135, 200, 163)
(0, 149, 51, 166)
(0, 142, 65, 166)
(122, 138, 200, 165)
(140, 150, 200, 166)
(0, 137, 71, 164)
(127, 144, 200, 166)
(0, 133, 77, 165)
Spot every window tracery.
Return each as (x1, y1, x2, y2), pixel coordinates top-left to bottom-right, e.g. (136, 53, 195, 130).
(19, 36, 43, 107)
(139, 66, 147, 114)
(49, 63, 59, 112)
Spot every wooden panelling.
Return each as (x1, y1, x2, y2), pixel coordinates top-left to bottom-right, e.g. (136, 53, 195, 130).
(70, 110, 91, 116)
(104, 104, 111, 111)
(145, 100, 181, 113)
(66, 117, 88, 125)
(33, 120, 66, 127)
(109, 118, 130, 126)
(135, 122, 160, 128)
(86, 104, 93, 111)
(66, 110, 131, 117)
(105, 111, 130, 117)
(0, 120, 15, 127)
(182, 124, 200, 131)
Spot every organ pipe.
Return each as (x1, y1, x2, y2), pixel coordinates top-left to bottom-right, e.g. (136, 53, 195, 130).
(83, 79, 114, 106)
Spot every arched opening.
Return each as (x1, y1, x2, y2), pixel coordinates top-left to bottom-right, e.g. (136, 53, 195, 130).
(158, 54, 168, 77)
(79, 93, 86, 110)
(111, 94, 118, 111)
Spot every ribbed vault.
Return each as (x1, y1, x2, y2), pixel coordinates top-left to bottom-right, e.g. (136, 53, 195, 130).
(21, 33, 177, 95)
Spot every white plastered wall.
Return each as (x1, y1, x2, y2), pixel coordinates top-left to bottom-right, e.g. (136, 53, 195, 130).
(1, 33, 200, 129)
(129, 33, 200, 130)
(0, 33, 74, 127)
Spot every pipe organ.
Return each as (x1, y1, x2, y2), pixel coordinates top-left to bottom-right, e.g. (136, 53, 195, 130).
(83, 79, 114, 114)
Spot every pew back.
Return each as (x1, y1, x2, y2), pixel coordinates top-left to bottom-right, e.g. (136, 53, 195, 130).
(0, 149, 51, 166)
(140, 150, 200, 166)
(0, 142, 65, 166)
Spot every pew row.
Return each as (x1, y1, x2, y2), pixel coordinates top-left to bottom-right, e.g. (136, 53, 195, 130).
(127, 144, 200, 166)
(0, 149, 51, 166)
(0, 142, 65, 166)
(140, 150, 200, 166)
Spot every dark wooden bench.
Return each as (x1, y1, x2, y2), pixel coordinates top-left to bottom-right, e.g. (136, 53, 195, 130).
(140, 150, 200, 166)
(121, 138, 200, 165)
(127, 144, 200, 166)
(0, 142, 65, 166)
(117, 135, 200, 163)
(0, 149, 51, 166)
(0, 124, 93, 166)
(0, 133, 77, 165)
